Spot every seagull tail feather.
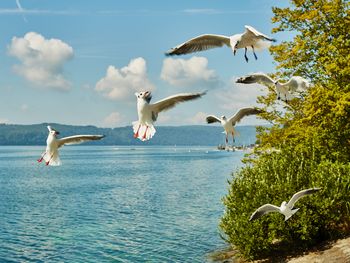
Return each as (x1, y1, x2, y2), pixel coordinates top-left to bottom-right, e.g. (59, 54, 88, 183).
(132, 121, 156, 141)
(43, 152, 61, 166)
(285, 208, 299, 221)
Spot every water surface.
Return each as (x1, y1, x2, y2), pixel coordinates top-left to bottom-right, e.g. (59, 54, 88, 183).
(0, 146, 245, 262)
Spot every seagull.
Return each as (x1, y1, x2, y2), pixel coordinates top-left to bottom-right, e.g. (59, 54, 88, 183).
(236, 73, 311, 102)
(133, 91, 206, 141)
(165, 25, 276, 62)
(206, 107, 261, 144)
(37, 126, 105, 166)
(249, 188, 321, 221)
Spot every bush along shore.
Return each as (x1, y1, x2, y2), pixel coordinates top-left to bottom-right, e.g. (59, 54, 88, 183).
(220, 0, 350, 261)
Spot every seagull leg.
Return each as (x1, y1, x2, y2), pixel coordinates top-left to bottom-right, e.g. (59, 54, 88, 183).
(37, 152, 46, 162)
(134, 124, 141, 138)
(232, 132, 235, 144)
(46, 154, 53, 166)
(244, 48, 248, 62)
(142, 126, 149, 140)
(225, 135, 228, 144)
(251, 45, 258, 60)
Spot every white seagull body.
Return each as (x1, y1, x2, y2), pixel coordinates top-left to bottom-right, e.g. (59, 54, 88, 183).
(133, 91, 206, 141)
(165, 25, 276, 62)
(250, 188, 321, 221)
(236, 73, 311, 102)
(37, 126, 105, 166)
(206, 107, 261, 144)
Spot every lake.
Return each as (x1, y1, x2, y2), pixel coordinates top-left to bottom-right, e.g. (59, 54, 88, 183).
(0, 146, 245, 262)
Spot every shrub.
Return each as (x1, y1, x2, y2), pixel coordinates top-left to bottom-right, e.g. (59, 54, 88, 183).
(220, 147, 350, 260)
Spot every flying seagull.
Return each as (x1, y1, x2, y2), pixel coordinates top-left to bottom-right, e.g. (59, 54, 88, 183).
(165, 25, 276, 62)
(37, 126, 105, 166)
(249, 188, 321, 221)
(206, 107, 261, 144)
(133, 91, 206, 141)
(236, 73, 311, 102)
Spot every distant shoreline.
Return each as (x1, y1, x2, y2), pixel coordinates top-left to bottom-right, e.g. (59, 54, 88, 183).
(0, 123, 259, 146)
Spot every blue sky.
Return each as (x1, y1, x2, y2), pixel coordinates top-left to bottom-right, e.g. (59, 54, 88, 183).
(0, 0, 290, 127)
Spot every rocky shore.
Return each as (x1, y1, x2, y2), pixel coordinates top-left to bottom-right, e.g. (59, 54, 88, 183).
(209, 237, 350, 263)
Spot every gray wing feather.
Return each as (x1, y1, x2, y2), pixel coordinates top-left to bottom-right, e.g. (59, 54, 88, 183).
(249, 204, 281, 221)
(287, 188, 321, 209)
(236, 73, 276, 87)
(165, 34, 230, 56)
(286, 76, 311, 92)
(228, 108, 262, 125)
(58, 135, 105, 148)
(206, 115, 221, 124)
(150, 92, 206, 114)
(244, 25, 276, 42)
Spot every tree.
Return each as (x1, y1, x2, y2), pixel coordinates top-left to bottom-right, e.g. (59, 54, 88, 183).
(221, 0, 350, 260)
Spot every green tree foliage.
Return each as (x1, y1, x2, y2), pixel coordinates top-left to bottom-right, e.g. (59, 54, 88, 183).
(221, 149, 350, 260)
(221, 0, 350, 260)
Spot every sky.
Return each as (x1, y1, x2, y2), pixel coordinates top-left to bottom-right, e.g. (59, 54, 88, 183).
(0, 0, 291, 128)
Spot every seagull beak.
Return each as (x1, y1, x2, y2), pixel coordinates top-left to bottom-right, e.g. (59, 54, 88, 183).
(134, 92, 139, 97)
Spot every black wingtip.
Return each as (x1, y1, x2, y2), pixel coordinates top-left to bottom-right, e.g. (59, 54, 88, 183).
(235, 78, 243, 83)
(271, 38, 277, 42)
(164, 49, 176, 56)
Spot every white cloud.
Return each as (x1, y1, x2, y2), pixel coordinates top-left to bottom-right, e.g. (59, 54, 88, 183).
(187, 111, 208, 124)
(95, 57, 155, 101)
(156, 114, 172, 124)
(102, 112, 123, 127)
(216, 77, 267, 110)
(161, 56, 221, 89)
(8, 32, 73, 90)
(0, 118, 9, 124)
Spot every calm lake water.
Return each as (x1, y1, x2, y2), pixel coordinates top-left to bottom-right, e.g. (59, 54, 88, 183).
(0, 146, 245, 262)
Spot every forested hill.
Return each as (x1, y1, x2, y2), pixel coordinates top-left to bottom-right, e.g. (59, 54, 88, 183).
(0, 123, 257, 146)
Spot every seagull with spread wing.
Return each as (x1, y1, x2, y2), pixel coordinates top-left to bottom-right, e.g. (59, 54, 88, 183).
(236, 73, 311, 102)
(165, 25, 276, 62)
(37, 126, 105, 166)
(133, 91, 206, 141)
(250, 188, 321, 222)
(206, 107, 261, 144)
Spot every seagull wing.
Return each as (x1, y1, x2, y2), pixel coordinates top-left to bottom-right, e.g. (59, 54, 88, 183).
(165, 34, 231, 56)
(150, 92, 206, 114)
(249, 204, 281, 221)
(244, 25, 276, 42)
(228, 107, 262, 125)
(287, 188, 321, 209)
(286, 76, 311, 92)
(236, 73, 276, 87)
(206, 115, 221, 124)
(57, 135, 105, 148)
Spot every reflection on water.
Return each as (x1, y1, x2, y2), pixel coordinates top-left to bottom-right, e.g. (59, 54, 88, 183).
(0, 146, 244, 262)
